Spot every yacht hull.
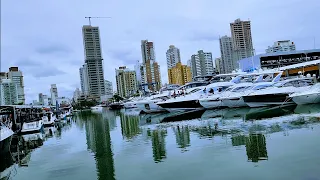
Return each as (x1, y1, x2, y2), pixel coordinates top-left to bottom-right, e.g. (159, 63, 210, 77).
(20, 120, 44, 134)
(292, 93, 320, 105)
(243, 93, 293, 107)
(157, 99, 203, 112)
(136, 102, 166, 113)
(221, 97, 247, 108)
(0, 136, 12, 154)
(199, 98, 224, 109)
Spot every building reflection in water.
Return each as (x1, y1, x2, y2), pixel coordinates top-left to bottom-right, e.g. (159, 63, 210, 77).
(232, 134, 268, 163)
(245, 134, 268, 162)
(172, 125, 190, 150)
(83, 112, 115, 180)
(148, 129, 167, 163)
(231, 135, 246, 146)
(120, 113, 141, 140)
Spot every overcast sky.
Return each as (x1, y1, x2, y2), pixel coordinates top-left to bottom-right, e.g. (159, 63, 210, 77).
(1, 0, 319, 103)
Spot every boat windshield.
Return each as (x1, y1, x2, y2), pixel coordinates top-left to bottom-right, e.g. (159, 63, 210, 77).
(252, 84, 273, 90)
(231, 86, 252, 92)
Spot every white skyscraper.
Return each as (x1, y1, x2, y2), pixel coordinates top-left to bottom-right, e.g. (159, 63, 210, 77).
(190, 50, 215, 78)
(50, 84, 58, 106)
(104, 80, 113, 96)
(219, 36, 234, 73)
(116, 66, 137, 97)
(7, 67, 25, 104)
(82, 25, 105, 100)
(230, 19, 254, 68)
(79, 64, 89, 95)
(266, 40, 296, 53)
(166, 45, 181, 70)
(0, 79, 18, 105)
(73, 88, 81, 103)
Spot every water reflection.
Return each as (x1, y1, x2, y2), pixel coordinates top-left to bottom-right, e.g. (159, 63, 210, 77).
(173, 125, 191, 150)
(148, 129, 167, 163)
(245, 134, 268, 162)
(120, 113, 141, 140)
(79, 112, 115, 180)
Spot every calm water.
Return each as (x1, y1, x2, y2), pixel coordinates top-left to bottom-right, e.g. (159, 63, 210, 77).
(1, 104, 320, 180)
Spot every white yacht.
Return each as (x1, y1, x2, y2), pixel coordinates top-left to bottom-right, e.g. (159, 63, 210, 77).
(289, 83, 320, 105)
(21, 117, 44, 134)
(42, 111, 56, 126)
(198, 72, 273, 109)
(157, 74, 239, 111)
(91, 105, 104, 112)
(0, 122, 14, 154)
(123, 97, 146, 109)
(242, 77, 315, 107)
(219, 72, 283, 108)
(136, 82, 204, 113)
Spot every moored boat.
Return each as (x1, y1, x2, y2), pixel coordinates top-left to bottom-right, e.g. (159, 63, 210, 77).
(0, 122, 14, 154)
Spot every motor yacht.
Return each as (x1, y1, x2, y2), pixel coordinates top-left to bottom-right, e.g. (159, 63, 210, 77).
(219, 72, 283, 108)
(20, 117, 44, 134)
(289, 83, 320, 105)
(91, 105, 104, 112)
(242, 77, 315, 107)
(42, 111, 56, 126)
(0, 122, 14, 154)
(136, 82, 205, 113)
(198, 71, 279, 109)
(157, 80, 236, 112)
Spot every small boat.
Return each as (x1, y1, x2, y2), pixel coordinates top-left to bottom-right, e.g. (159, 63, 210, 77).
(42, 111, 56, 126)
(109, 102, 124, 110)
(20, 118, 44, 134)
(91, 105, 103, 112)
(290, 83, 320, 105)
(0, 122, 14, 154)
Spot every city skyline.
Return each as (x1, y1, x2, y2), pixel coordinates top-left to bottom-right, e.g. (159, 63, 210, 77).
(2, 0, 320, 102)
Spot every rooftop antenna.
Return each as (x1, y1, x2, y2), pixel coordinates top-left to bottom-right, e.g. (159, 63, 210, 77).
(85, 16, 111, 26)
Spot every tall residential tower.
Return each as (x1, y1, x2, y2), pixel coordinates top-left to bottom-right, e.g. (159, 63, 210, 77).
(190, 50, 215, 78)
(219, 36, 234, 73)
(140, 40, 161, 91)
(82, 25, 105, 100)
(230, 19, 254, 68)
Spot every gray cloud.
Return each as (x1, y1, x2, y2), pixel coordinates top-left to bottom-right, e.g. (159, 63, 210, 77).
(36, 44, 72, 55)
(32, 68, 66, 78)
(188, 32, 220, 42)
(13, 58, 41, 67)
(108, 49, 140, 65)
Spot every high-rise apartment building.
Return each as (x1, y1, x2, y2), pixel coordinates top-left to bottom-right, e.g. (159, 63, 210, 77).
(190, 50, 215, 78)
(104, 80, 113, 96)
(166, 45, 181, 70)
(168, 62, 192, 85)
(219, 36, 234, 73)
(140, 40, 161, 91)
(73, 88, 81, 103)
(215, 57, 223, 74)
(7, 67, 25, 104)
(116, 66, 137, 98)
(230, 19, 254, 68)
(39, 93, 44, 105)
(43, 95, 49, 106)
(0, 79, 18, 105)
(50, 84, 58, 106)
(266, 40, 296, 53)
(82, 25, 105, 100)
(79, 64, 89, 95)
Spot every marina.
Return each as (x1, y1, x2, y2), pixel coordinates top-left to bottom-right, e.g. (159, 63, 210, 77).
(1, 105, 320, 179)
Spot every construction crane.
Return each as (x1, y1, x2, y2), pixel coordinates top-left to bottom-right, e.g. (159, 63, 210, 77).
(85, 16, 111, 26)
